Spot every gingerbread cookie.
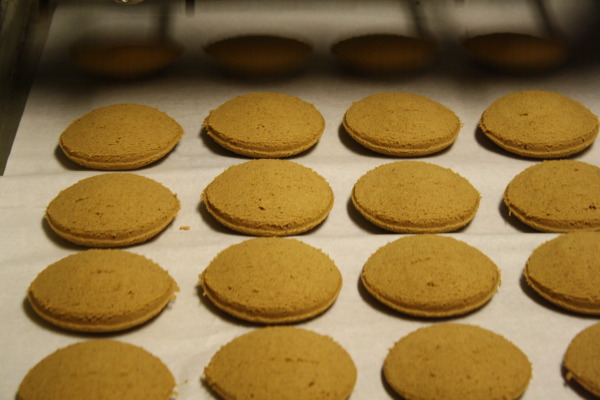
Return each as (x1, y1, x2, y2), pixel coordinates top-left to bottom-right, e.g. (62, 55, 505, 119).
(28, 249, 179, 332)
(343, 92, 461, 156)
(564, 322, 600, 398)
(46, 173, 180, 247)
(18, 340, 175, 400)
(361, 235, 500, 317)
(524, 231, 600, 314)
(504, 160, 600, 232)
(352, 161, 480, 233)
(60, 104, 184, 170)
(199, 237, 341, 323)
(384, 323, 532, 400)
(71, 37, 183, 79)
(204, 326, 357, 400)
(480, 90, 598, 158)
(204, 92, 324, 158)
(463, 32, 568, 73)
(202, 159, 334, 236)
(204, 34, 311, 77)
(331, 33, 436, 75)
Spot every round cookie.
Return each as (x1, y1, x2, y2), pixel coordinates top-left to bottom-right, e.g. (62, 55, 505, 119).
(46, 173, 180, 247)
(352, 161, 480, 233)
(18, 340, 175, 400)
(204, 34, 311, 78)
(524, 231, 600, 314)
(28, 249, 179, 332)
(199, 237, 342, 324)
(202, 159, 334, 236)
(504, 160, 600, 232)
(463, 32, 568, 73)
(343, 92, 461, 156)
(331, 33, 436, 75)
(480, 90, 598, 158)
(204, 326, 357, 400)
(361, 235, 500, 317)
(204, 92, 325, 158)
(564, 322, 600, 398)
(384, 323, 532, 400)
(71, 38, 183, 79)
(60, 104, 184, 170)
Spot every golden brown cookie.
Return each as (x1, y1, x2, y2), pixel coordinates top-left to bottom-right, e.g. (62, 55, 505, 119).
(71, 37, 183, 79)
(343, 92, 461, 156)
(204, 34, 311, 78)
(204, 326, 357, 400)
(331, 33, 436, 75)
(204, 92, 325, 158)
(199, 237, 341, 323)
(60, 104, 184, 170)
(28, 249, 179, 332)
(463, 32, 568, 73)
(352, 161, 480, 233)
(361, 235, 500, 317)
(46, 173, 180, 247)
(384, 323, 532, 400)
(564, 322, 600, 398)
(524, 232, 600, 314)
(18, 340, 175, 400)
(480, 90, 598, 158)
(202, 159, 334, 236)
(504, 160, 600, 232)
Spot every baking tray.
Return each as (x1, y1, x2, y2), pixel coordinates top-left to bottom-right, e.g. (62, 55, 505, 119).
(1, 1, 599, 399)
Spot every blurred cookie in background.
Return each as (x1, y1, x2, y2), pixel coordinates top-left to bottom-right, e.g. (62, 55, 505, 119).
(71, 36, 183, 79)
(463, 32, 568, 73)
(204, 34, 312, 78)
(331, 33, 436, 76)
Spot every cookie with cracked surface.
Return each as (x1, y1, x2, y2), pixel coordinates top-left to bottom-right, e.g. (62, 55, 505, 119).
(384, 323, 532, 400)
(60, 104, 184, 170)
(204, 92, 324, 158)
(361, 235, 500, 317)
(204, 326, 357, 400)
(201, 159, 333, 236)
(480, 90, 598, 158)
(199, 237, 341, 323)
(564, 322, 600, 398)
(504, 160, 600, 232)
(46, 173, 180, 247)
(343, 92, 461, 156)
(524, 231, 600, 314)
(28, 249, 179, 332)
(18, 340, 175, 400)
(352, 161, 480, 233)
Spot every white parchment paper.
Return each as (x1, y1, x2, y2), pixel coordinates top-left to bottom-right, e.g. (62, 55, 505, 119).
(2, 1, 599, 399)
